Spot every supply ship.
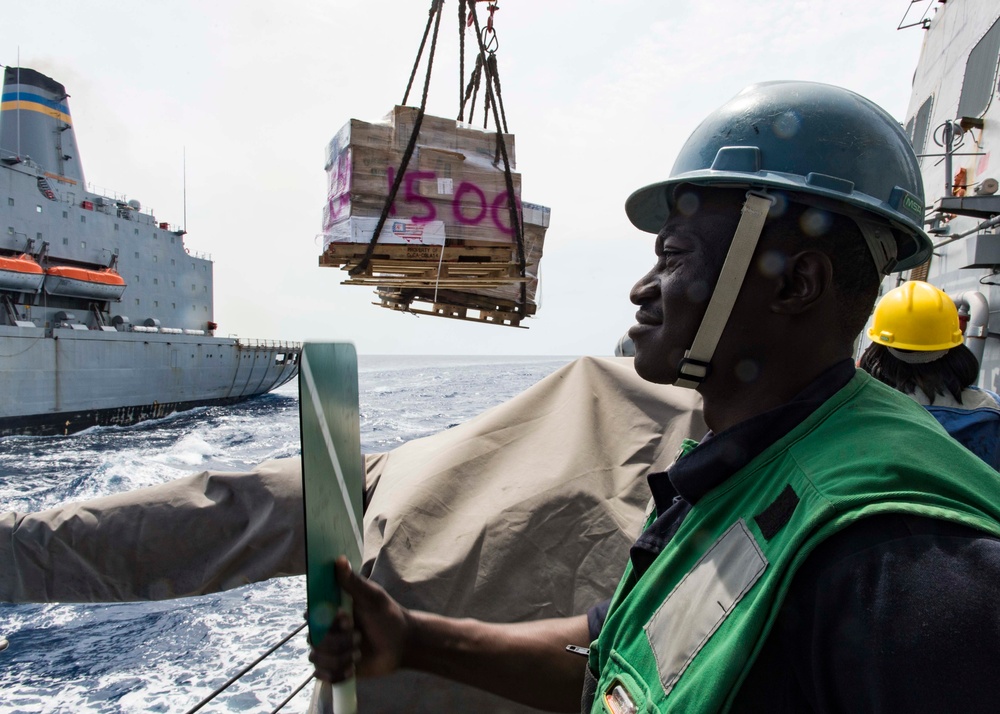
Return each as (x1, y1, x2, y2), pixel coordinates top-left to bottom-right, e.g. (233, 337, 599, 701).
(0, 67, 300, 436)
(894, 0, 1000, 383)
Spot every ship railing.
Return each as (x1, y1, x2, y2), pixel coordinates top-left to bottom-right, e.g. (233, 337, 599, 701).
(85, 184, 131, 205)
(236, 338, 303, 352)
(81, 183, 190, 237)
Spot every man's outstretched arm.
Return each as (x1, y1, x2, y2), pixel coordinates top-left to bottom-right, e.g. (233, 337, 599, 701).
(310, 557, 591, 713)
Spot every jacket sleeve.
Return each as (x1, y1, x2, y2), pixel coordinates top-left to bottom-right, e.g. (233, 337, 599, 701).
(0, 457, 306, 602)
(741, 513, 1000, 712)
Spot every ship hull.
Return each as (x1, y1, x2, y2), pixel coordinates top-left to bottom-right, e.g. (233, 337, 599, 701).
(3, 394, 259, 437)
(0, 67, 301, 436)
(0, 325, 299, 436)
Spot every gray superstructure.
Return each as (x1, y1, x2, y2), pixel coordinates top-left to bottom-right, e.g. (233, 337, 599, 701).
(888, 0, 1000, 388)
(0, 67, 300, 436)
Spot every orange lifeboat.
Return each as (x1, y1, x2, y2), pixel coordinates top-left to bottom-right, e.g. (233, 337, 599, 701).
(0, 254, 45, 293)
(44, 265, 127, 300)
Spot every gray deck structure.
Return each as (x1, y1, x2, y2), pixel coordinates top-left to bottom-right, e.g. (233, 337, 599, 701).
(892, 0, 1000, 387)
(0, 67, 300, 436)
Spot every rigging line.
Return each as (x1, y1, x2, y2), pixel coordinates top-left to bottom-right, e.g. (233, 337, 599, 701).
(464, 53, 484, 126)
(268, 673, 318, 714)
(182, 622, 307, 714)
(416, 0, 445, 111)
(486, 53, 509, 134)
(402, 0, 439, 106)
(458, 0, 467, 121)
(351, 0, 444, 276)
(467, 2, 527, 310)
(481, 68, 492, 131)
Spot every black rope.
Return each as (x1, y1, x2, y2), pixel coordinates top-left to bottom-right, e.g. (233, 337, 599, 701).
(486, 53, 509, 134)
(463, 53, 484, 125)
(458, 0, 467, 121)
(468, 2, 527, 311)
(182, 622, 307, 714)
(402, 0, 439, 106)
(268, 673, 318, 714)
(481, 69, 492, 131)
(351, 0, 445, 277)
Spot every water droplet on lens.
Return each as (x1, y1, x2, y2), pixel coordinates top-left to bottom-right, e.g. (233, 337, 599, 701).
(675, 192, 700, 217)
(773, 111, 801, 139)
(758, 250, 785, 278)
(800, 208, 832, 237)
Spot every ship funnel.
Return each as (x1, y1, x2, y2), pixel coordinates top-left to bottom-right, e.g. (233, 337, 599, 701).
(0, 67, 85, 186)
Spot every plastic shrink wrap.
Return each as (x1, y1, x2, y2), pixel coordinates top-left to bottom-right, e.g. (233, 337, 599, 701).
(319, 106, 548, 326)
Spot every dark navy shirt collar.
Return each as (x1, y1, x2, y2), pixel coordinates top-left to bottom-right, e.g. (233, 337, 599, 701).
(629, 360, 857, 578)
(648, 359, 857, 514)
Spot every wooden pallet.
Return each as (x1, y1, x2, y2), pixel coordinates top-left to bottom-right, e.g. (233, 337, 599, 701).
(373, 286, 534, 328)
(321, 240, 538, 326)
(323, 242, 530, 291)
(374, 293, 527, 328)
(381, 287, 536, 316)
(320, 242, 512, 266)
(343, 265, 527, 288)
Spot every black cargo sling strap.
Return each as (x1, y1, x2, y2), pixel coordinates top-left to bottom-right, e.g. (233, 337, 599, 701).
(349, 0, 528, 315)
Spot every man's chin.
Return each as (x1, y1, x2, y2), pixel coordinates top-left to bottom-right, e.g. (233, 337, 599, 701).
(631, 347, 679, 386)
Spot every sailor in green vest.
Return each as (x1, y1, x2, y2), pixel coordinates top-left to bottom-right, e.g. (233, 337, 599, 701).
(310, 82, 1000, 713)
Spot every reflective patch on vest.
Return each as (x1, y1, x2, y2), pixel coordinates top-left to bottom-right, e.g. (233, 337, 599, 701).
(604, 682, 638, 714)
(644, 519, 767, 696)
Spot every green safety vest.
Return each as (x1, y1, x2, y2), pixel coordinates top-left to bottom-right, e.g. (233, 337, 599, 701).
(588, 371, 1000, 714)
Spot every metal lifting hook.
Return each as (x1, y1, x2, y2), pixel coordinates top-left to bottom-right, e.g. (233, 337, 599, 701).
(485, 1, 498, 32)
(468, 1, 500, 53)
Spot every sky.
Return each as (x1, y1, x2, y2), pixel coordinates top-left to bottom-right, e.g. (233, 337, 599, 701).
(4, 0, 931, 356)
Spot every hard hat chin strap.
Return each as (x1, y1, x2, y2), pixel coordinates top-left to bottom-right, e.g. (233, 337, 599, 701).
(674, 191, 775, 389)
(855, 217, 899, 275)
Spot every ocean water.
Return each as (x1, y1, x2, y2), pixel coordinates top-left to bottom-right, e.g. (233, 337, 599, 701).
(0, 355, 576, 714)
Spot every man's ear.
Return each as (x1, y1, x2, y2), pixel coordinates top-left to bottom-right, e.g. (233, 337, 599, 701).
(772, 250, 833, 315)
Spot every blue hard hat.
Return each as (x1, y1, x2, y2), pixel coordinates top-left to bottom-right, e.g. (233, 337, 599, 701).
(625, 81, 932, 271)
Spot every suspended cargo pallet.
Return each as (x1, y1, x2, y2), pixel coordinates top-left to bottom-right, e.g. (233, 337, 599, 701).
(319, 105, 550, 327)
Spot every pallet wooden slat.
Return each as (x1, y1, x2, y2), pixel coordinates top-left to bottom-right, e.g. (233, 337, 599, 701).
(373, 286, 537, 321)
(373, 297, 527, 328)
(320, 242, 513, 265)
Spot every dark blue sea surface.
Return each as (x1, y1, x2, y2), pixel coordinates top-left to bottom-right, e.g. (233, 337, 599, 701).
(0, 355, 576, 713)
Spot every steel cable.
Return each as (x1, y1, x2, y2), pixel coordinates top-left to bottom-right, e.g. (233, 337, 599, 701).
(182, 622, 306, 714)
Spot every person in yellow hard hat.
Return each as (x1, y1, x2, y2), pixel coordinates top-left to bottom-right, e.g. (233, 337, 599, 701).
(860, 280, 1000, 468)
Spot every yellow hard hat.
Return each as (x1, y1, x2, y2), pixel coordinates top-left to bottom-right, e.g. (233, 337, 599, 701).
(867, 281, 964, 351)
